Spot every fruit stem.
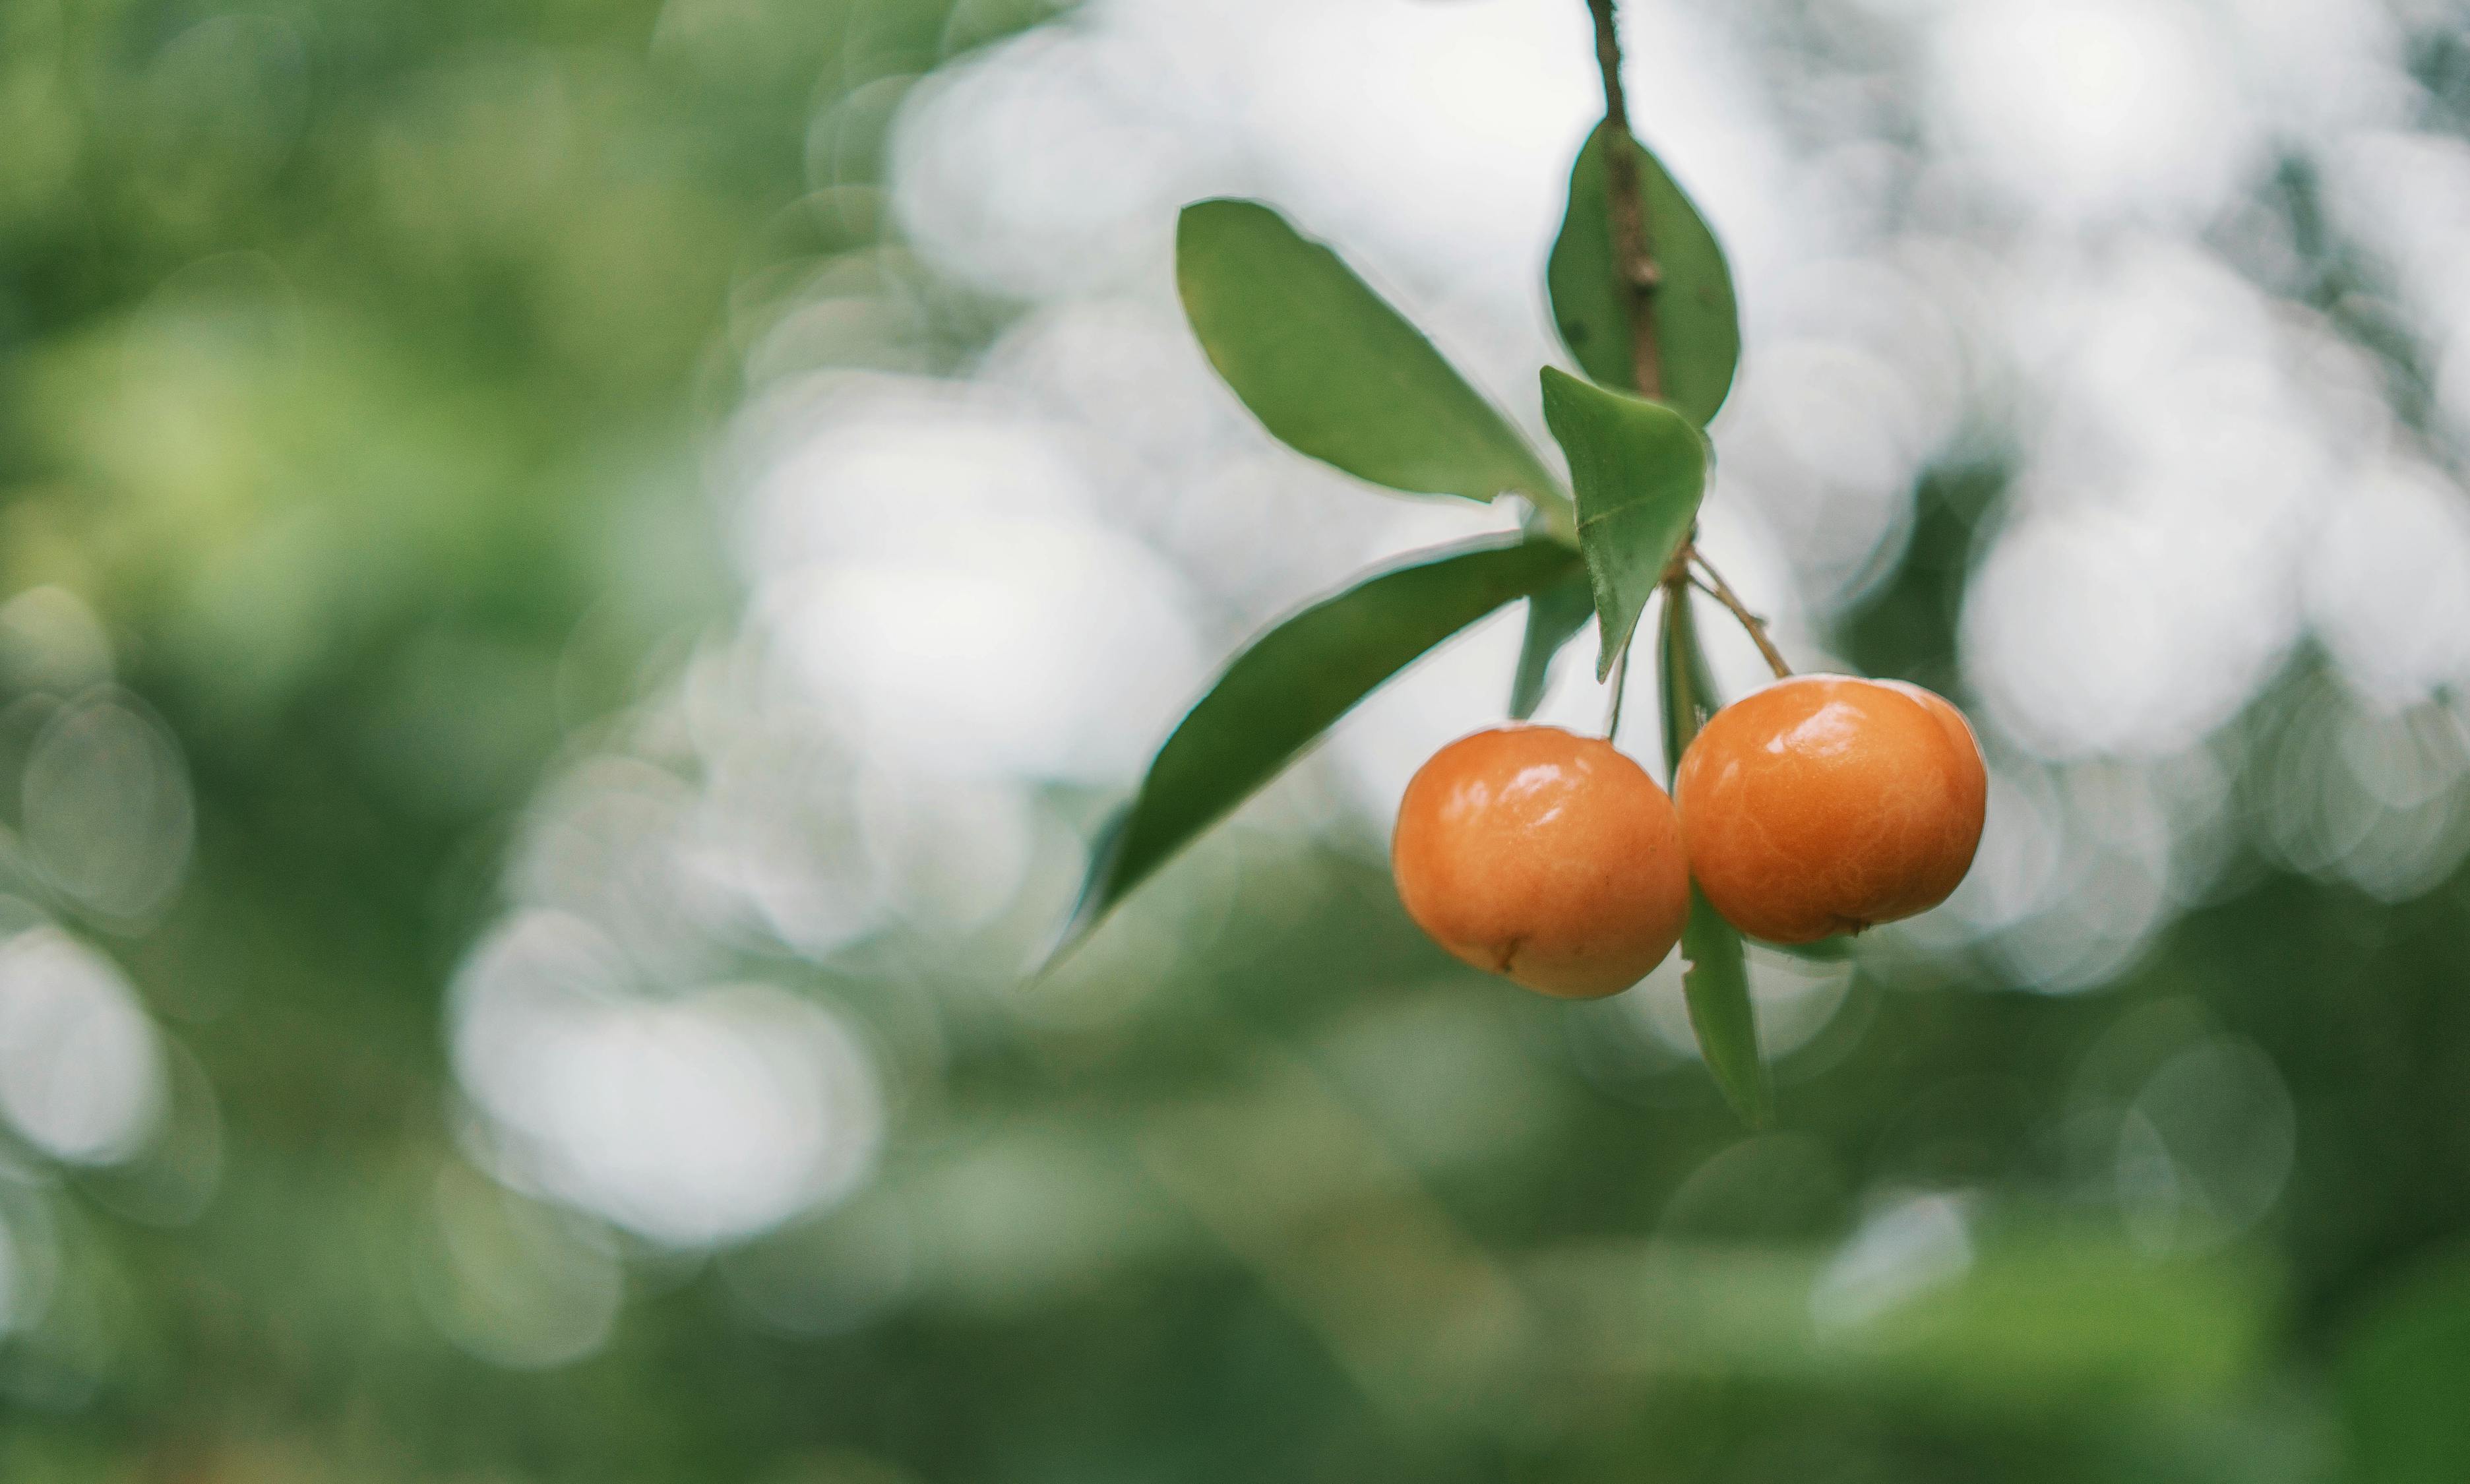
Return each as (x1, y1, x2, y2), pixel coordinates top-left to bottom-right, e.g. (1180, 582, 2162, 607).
(1584, 0, 1663, 401)
(1688, 551, 1791, 680)
(1601, 634, 1632, 738)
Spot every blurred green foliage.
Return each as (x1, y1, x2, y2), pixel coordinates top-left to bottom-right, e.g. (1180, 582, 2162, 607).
(0, 0, 1038, 1476)
(1, 1, 2469, 1481)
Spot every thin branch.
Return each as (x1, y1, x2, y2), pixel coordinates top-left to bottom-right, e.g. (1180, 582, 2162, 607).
(1659, 568, 1696, 741)
(1584, 0, 1663, 400)
(1688, 555, 1792, 681)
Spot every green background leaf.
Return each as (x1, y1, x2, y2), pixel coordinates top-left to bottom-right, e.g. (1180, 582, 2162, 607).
(1539, 367, 1706, 679)
(1052, 536, 1584, 962)
(1178, 199, 1566, 518)
(1547, 124, 1742, 427)
(1526, 1221, 2275, 1407)
(1508, 572, 1592, 720)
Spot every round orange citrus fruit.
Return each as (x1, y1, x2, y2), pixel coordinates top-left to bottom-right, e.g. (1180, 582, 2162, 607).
(1392, 725, 1690, 999)
(1673, 675, 1987, 944)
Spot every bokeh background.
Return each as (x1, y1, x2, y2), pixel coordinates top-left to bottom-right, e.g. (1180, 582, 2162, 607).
(5, 0, 2470, 1477)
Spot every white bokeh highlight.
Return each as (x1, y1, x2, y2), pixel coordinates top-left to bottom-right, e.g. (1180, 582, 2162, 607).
(0, 929, 166, 1167)
(452, 912, 884, 1249)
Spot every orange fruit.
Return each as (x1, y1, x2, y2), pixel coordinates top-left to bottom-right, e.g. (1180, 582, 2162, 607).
(1673, 675, 1987, 944)
(1392, 725, 1690, 999)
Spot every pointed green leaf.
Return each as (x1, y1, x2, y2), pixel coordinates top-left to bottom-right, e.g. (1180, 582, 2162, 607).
(1681, 888, 1772, 1126)
(1539, 367, 1706, 680)
(1508, 572, 1592, 720)
(1179, 199, 1566, 516)
(1658, 586, 1770, 1125)
(1049, 536, 1584, 965)
(1547, 124, 1741, 426)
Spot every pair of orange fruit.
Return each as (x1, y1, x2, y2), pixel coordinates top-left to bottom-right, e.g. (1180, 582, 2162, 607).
(1392, 675, 1988, 997)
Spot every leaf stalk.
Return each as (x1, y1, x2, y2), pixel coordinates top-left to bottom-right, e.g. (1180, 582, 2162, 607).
(1688, 553, 1792, 681)
(1601, 636, 1632, 738)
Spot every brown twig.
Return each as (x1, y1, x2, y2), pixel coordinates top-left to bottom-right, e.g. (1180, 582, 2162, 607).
(1589, 0, 1669, 739)
(1689, 555, 1792, 680)
(1584, 0, 1663, 402)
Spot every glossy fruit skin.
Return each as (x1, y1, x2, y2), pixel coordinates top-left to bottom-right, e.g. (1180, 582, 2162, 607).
(1392, 725, 1690, 999)
(1673, 675, 1987, 944)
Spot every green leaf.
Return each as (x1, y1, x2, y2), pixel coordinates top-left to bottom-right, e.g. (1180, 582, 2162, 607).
(1048, 536, 1584, 966)
(1547, 124, 1741, 426)
(1177, 199, 1567, 518)
(1658, 585, 1770, 1126)
(1539, 367, 1706, 680)
(1682, 887, 1771, 1126)
(1508, 572, 1592, 720)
